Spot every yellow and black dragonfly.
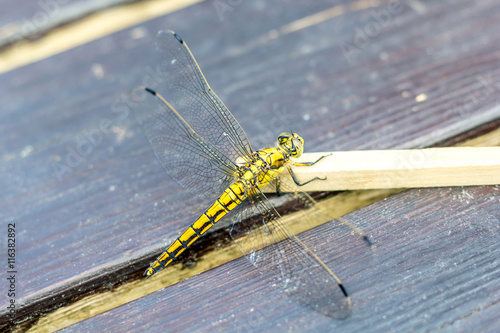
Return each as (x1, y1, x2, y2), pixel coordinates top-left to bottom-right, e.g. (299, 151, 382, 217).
(133, 30, 369, 319)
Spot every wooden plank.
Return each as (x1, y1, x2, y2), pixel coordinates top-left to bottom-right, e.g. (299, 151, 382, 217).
(0, 1, 140, 49)
(48, 185, 500, 332)
(0, 0, 77, 28)
(0, 0, 499, 331)
(21, 123, 500, 333)
(266, 147, 500, 192)
(0, 0, 202, 73)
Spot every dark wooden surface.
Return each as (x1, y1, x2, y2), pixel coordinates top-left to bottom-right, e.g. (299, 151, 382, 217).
(61, 186, 500, 332)
(0, 0, 139, 48)
(0, 0, 80, 27)
(0, 0, 499, 331)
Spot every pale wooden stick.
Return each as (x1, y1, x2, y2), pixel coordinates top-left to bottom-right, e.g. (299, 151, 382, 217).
(263, 147, 500, 192)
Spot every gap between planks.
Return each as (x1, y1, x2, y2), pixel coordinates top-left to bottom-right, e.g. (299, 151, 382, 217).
(22, 127, 500, 332)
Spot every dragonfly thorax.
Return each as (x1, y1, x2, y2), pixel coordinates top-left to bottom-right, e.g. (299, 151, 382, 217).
(235, 147, 290, 191)
(277, 132, 304, 158)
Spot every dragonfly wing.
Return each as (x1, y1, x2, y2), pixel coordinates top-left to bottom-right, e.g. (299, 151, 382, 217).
(148, 30, 253, 163)
(229, 188, 351, 319)
(133, 90, 237, 198)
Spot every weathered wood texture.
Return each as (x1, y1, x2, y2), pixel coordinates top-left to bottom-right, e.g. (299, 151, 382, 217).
(61, 186, 500, 332)
(0, 0, 138, 48)
(0, 0, 81, 28)
(0, 0, 499, 331)
(276, 147, 500, 192)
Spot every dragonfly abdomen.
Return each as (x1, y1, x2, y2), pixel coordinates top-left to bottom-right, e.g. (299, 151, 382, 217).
(145, 181, 247, 277)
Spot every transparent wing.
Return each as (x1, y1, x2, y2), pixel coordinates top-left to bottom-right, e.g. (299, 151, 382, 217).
(148, 30, 253, 162)
(133, 30, 255, 198)
(229, 187, 352, 319)
(133, 90, 237, 198)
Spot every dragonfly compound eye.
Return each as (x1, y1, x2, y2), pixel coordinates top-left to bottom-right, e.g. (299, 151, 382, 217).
(292, 133, 304, 146)
(277, 132, 292, 147)
(291, 138, 304, 157)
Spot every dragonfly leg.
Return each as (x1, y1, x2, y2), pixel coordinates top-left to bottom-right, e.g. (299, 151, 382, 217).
(293, 153, 332, 167)
(288, 167, 326, 186)
(275, 178, 282, 196)
(289, 153, 332, 186)
(291, 154, 374, 247)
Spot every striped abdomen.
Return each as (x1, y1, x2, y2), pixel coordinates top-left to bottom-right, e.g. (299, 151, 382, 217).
(145, 181, 247, 276)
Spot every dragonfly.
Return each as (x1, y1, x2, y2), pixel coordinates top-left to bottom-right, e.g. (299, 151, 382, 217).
(133, 30, 370, 319)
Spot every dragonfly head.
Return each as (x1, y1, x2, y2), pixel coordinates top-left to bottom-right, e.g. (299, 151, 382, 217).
(278, 132, 304, 158)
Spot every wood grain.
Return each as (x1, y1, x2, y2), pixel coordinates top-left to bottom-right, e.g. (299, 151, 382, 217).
(270, 147, 500, 192)
(53, 185, 500, 332)
(0, 0, 202, 73)
(23, 124, 500, 333)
